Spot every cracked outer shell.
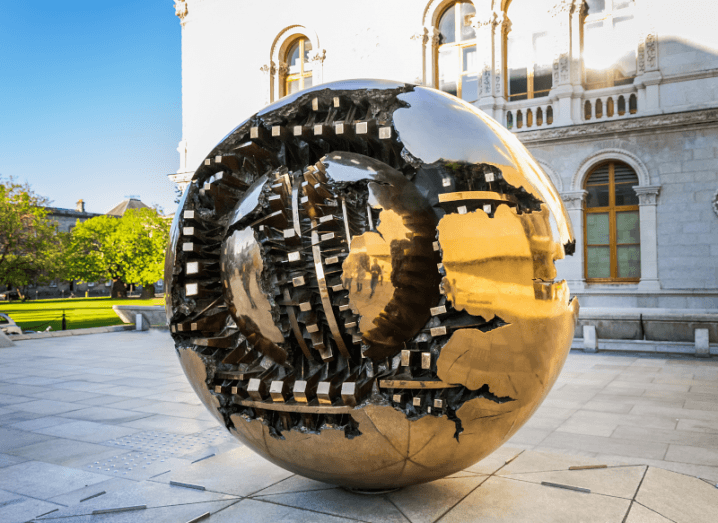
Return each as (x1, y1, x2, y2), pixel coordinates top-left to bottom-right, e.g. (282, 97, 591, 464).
(166, 79, 578, 490)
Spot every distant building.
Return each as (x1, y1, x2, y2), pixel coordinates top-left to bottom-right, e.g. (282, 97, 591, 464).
(44, 199, 101, 233)
(106, 198, 151, 217)
(170, 0, 718, 311)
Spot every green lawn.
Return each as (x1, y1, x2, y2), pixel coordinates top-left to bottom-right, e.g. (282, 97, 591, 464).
(0, 297, 164, 332)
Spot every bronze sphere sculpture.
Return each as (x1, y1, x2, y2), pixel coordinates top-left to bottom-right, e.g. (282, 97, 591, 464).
(165, 80, 578, 489)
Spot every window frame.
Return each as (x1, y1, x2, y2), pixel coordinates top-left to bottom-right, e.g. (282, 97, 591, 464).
(505, 29, 552, 102)
(583, 160, 641, 283)
(284, 37, 313, 96)
(435, 1, 478, 102)
(583, 0, 637, 90)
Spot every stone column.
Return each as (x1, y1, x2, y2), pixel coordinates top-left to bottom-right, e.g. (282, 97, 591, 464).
(411, 28, 429, 85)
(560, 190, 587, 291)
(475, 11, 506, 122)
(260, 62, 276, 104)
(634, 185, 661, 291)
(424, 27, 441, 88)
(635, 3, 662, 115)
(309, 49, 326, 86)
(549, 0, 586, 126)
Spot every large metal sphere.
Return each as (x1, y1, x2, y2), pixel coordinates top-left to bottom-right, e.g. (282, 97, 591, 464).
(165, 80, 578, 489)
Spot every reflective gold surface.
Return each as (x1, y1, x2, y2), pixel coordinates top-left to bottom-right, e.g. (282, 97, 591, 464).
(167, 80, 578, 490)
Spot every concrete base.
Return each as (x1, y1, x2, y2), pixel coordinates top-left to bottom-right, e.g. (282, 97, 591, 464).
(572, 337, 718, 356)
(113, 305, 166, 327)
(0, 329, 15, 347)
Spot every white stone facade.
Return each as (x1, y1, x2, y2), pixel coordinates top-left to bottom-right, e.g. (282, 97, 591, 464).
(171, 0, 718, 310)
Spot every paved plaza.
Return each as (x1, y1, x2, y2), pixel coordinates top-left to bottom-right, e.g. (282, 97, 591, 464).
(1, 330, 717, 522)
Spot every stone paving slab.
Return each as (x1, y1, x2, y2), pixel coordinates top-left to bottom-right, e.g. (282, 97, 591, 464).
(1, 330, 718, 521)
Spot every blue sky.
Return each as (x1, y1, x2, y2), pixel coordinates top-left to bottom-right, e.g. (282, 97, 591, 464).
(0, 1, 181, 215)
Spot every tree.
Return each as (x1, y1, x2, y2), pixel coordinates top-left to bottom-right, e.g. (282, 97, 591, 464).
(116, 208, 170, 299)
(66, 214, 127, 297)
(66, 208, 170, 299)
(0, 177, 64, 296)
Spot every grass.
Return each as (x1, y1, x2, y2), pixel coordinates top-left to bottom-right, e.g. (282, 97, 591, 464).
(0, 297, 164, 332)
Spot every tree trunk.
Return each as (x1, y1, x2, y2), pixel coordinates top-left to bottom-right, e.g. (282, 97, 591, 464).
(140, 283, 155, 300)
(111, 279, 127, 299)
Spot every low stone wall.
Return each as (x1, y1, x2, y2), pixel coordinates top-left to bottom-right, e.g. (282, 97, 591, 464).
(113, 305, 166, 327)
(577, 307, 718, 343)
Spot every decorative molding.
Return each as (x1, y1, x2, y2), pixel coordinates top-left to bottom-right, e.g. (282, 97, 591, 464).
(571, 148, 651, 191)
(645, 33, 657, 70)
(277, 62, 289, 77)
(712, 187, 718, 218)
(411, 27, 429, 45)
(560, 190, 587, 210)
(174, 0, 188, 27)
(309, 49, 326, 64)
(633, 185, 661, 206)
(536, 160, 563, 192)
(559, 53, 570, 83)
(260, 62, 276, 76)
(518, 108, 718, 146)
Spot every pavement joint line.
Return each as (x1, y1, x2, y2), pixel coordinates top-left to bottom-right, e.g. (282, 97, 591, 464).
(248, 496, 374, 523)
(79, 491, 106, 502)
(569, 464, 608, 470)
(541, 481, 591, 493)
(170, 480, 206, 491)
(191, 453, 215, 463)
(186, 512, 211, 523)
(35, 507, 59, 517)
(148, 470, 172, 479)
(92, 504, 147, 515)
(253, 486, 341, 497)
(385, 494, 413, 523)
(632, 501, 679, 523)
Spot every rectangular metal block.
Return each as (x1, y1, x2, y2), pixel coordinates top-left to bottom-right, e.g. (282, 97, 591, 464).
(431, 305, 447, 316)
(325, 256, 340, 265)
(413, 396, 422, 407)
(292, 275, 306, 287)
(379, 127, 392, 139)
(401, 349, 411, 367)
(421, 352, 431, 369)
(485, 172, 495, 182)
(430, 326, 447, 337)
(288, 251, 302, 263)
(247, 378, 266, 401)
(433, 241, 440, 251)
(458, 205, 467, 214)
(185, 283, 199, 296)
(433, 399, 444, 409)
(483, 204, 492, 214)
(293, 125, 303, 136)
(293, 380, 309, 403)
(316, 382, 333, 404)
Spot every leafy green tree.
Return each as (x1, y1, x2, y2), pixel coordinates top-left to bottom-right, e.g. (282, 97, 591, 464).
(116, 208, 170, 299)
(66, 208, 170, 299)
(66, 214, 127, 297)
(0, 177, 64, 297)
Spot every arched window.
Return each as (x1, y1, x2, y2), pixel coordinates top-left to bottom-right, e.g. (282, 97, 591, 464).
(583, 0, 637, 90)
(506, 0, 553, 101)
(584, 161, 640, 281)
(437, 1, 478, 102)
(285, 37, 313, 95)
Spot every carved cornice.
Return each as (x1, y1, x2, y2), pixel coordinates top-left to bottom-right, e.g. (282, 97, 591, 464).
(560, 190, 587, 210)
(633, 185, 661, 206)
(309, 49, 326, 64)
(517, 108, 718, 145)
(174, 0, 188, 27)
(260, 62, 276, 76)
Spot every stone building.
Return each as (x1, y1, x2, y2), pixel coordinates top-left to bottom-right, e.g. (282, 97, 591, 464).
(169, 0, 718, 314)
(44, 200, 101, 233)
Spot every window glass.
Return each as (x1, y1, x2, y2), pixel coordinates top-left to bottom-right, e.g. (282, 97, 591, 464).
(584, 2, 636, 89)
(507, 1, 553, 100)
(616, 211, 640, 243)
(586, 213, 610, 244)
(586, 0, 606, 14)
(439, 5, 456, 44)
(439, 47, 459, 96)
(460, 2, 476, 41)
(303, 75, 313, 89)
(586, 184, 609, 207)
(288, 42, 301, 74)
(461, 74, 478, 101)
(587, 246, 611, 278)
(462, 46, 476, 72)
(617, 245, 641, 277)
